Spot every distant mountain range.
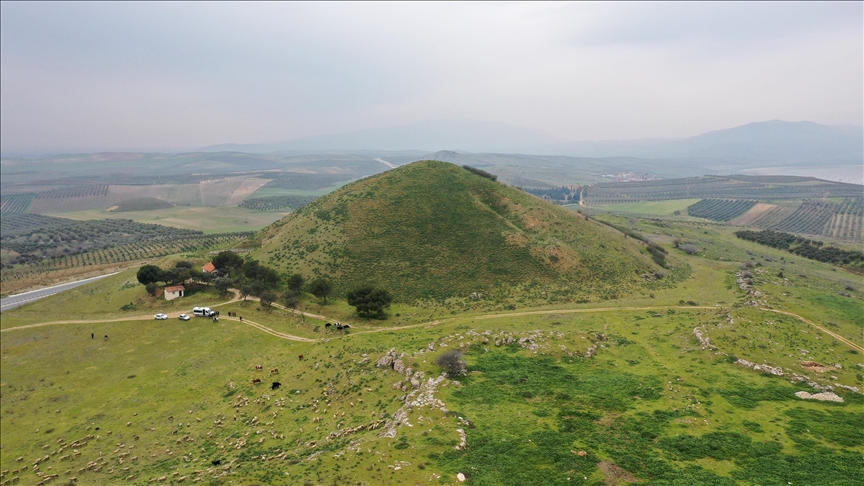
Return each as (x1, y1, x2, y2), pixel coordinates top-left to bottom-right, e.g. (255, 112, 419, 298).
(199, 119, 863, 166)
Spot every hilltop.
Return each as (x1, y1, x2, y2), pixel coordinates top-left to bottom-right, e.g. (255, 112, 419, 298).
(255, 160, 673, 303)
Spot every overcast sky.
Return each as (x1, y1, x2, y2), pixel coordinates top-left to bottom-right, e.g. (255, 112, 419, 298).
(1, 1, 861, 154)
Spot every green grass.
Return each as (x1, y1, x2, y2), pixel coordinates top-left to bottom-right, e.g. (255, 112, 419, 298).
(590, 199, 702, 215)
(50, 206, 288, 234)
(256, 161, 672, 304)
(4, 300, 863, 485)
(3, 201, 864, 485)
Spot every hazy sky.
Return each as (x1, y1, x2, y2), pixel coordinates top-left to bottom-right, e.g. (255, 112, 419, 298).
(1, 2, 861, 154)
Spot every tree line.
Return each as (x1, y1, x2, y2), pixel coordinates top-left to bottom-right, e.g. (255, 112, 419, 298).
(137, 250, 393, 317)
(734, 229, 864, 269)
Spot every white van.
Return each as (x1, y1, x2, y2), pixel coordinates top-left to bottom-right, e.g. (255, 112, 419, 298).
(193, 307, 214, 317)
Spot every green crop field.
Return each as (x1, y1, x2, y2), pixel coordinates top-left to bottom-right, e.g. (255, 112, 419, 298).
(51, 206, 288, 234)
(585, 199, 701, 216)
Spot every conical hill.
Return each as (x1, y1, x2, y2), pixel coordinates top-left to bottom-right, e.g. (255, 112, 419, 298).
(255, 161, 666, 302)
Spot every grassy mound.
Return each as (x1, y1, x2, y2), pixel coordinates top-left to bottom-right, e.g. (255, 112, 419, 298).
(111, 197, 175, 212)
(256, 160, 667, 302)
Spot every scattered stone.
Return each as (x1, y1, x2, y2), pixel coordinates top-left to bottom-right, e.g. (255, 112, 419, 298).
(795, 391, 843, 402)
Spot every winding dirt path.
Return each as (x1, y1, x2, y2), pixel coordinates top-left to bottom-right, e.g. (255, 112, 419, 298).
(758, 307, 864, 354)
(3, 298, 861, 353)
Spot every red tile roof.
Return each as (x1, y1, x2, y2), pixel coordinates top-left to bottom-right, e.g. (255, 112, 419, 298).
(202, 262, 216, 272)
(164, 285, 185, 292)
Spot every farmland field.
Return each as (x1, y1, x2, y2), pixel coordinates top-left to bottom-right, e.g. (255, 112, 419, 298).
(730, 202, 779, 226)
(771, 199, 839, 236)
(687, 199, 757, 221)
(584, 175, 862, 206)
(584, 199, 701, 216)
(51, 206, 288, 234)
(0, 193, 34, 214)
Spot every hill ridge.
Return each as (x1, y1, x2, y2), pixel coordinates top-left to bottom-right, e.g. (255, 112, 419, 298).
(255, 161, 675, 303)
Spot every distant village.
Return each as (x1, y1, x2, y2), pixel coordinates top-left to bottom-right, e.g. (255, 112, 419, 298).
(601, 172, 659, 182)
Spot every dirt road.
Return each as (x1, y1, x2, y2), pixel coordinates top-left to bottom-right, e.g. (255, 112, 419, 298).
(3, 298, 861, 353)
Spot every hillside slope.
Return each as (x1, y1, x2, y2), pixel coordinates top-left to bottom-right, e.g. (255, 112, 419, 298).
(256, 161, 669, 302)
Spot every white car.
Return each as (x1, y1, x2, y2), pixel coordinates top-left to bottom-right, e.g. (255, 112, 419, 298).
(154, 313, 168, 320)
(178, 314, 191, 321)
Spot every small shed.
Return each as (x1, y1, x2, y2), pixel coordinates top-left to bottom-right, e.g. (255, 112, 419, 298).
(164, 285, 185, 301)
(202, 262, 216, 273)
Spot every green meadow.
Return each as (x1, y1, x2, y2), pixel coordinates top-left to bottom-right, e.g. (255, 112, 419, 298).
(2, 165, 863, 485)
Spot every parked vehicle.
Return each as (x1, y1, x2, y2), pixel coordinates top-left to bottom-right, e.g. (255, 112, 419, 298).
(192, 307, 214, 317)
(154, 313, 168, 320)
(178, 314, 191, 321)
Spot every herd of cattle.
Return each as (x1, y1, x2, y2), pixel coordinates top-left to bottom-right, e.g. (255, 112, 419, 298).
(249, 364, 288, 390)
(244, 322, 346, 390)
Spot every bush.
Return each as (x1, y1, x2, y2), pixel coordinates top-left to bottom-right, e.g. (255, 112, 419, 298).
(462, 165, 497, 181)
(436, 350, 467, 377)
(680, 244, 700, 255)
(145, 282, 158, 296)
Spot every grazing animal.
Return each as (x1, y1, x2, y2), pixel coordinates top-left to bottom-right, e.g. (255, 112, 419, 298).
(269, 368, 278, 375)
(271, 382, 281, 390)
(250, 378, 262, 384)
(298, 354, 304, 360)
(325, 323, 331, 328)
(255, 365, 263, 370)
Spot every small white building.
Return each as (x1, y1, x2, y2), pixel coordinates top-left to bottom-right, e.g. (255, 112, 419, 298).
(164, 285, 185, 301)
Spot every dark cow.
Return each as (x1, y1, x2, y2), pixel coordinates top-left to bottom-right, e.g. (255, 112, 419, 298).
(250, 378, 262, 384)
(325, 323, 332, 328)
(271, 382, 281, 390)
(298, 354, 304, 361)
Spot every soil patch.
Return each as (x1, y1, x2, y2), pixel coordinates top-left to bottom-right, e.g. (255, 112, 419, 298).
(598, 461, 638, 486)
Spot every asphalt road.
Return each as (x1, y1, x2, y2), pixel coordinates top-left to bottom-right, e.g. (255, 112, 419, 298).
(0, 272, 119, 312)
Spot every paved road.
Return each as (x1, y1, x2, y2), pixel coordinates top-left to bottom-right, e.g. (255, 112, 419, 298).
(0, 273, 119, 312)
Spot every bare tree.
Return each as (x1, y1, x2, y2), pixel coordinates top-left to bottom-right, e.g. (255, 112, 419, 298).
(436, 350, 467, 377)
